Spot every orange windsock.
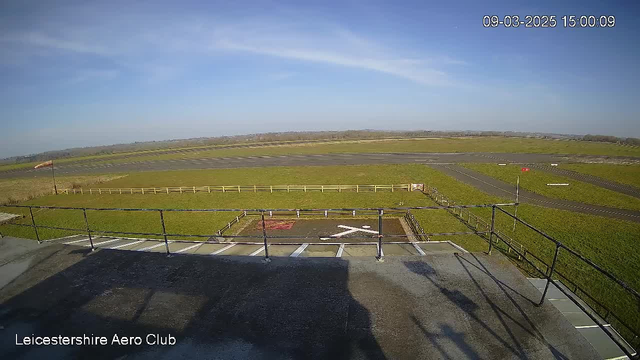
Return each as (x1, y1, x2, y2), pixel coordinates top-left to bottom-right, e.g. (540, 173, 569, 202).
(34, 160, 53, 169)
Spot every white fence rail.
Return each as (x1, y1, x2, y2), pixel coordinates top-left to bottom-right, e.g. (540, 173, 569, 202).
(60, 184, 413, 195)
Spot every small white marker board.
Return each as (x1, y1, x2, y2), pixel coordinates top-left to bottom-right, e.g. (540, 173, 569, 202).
(546, 183, 569, 186)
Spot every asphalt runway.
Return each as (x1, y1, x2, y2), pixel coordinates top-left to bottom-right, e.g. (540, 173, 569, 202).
(0, 152, 630, 179)
(430, 164, 640, 223)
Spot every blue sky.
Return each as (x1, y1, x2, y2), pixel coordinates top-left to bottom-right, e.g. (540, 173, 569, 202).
(1, 0, 639, 158)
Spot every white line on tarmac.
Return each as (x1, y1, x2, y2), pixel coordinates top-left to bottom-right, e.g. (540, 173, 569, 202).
(412, 243, 426, 256)
(46, 234, 83, 242)
(110, 240, 145, 249)
(175, 243, 202, 253)
(337, 225, 379, 234)
(250, 245, 269, 256)
(64, 238, 90, 244)
(138, 242, 172, 251)
(88, 239, 120, 247)
(447, 241, 469, 253)
(211, 243, 236, 255)
(336, 244, 345, 257)
(290, 243, 309, 257)
(575, 324, 610, 329)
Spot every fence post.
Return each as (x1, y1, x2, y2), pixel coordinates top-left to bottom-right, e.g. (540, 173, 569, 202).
(488, 205, 496, 255)
(193, 186, 196, 194)
(321, 185, 324, 193)
(207, 186, 210, 193)
(90, 189, 92, 194)
(539, 243, 560, 306)
(159, 210, 170, 256)
(392, 184, 394, 192)
(376, 209, 384, 261)
(238, 185, 241, 193)
(261, 211, 270, 262)
(81, 188, 84, 194)
(254, 185, 257, 193)
(270, 186, 273, 193)
(28, 207, 40, 244)
(356, 185, 359, 193)
(82, 208, 94, 250)
(167, 188, 169, 194)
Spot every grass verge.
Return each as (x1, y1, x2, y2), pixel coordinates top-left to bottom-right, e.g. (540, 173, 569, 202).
(461, 163, 640, 211)
(562, 163, 640, 189)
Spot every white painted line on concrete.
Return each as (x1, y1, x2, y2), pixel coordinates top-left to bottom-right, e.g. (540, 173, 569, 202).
(606, 356, 632, 360)
(175, 243, 202, 253)
(46, 234, 84, 242)
(250, 245, 269, 256)
(89, 239, 120, 247)
(110, 240, 145, 249)
(337, 225, 379, 234)
(290, 243, 309, 257)
(211, 243, 236, 255)
(412, 243, 426, 256)
(575, 324, 611, 329)
(64, 238, 90, 245)
(331, 228, 360, 237)
(138, 241, 172, 251)
(447, 241, 469, 253)
(336, 244, 345, 257)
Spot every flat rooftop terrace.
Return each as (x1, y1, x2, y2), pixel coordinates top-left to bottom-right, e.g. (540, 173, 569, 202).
(0, 238, 599, 359)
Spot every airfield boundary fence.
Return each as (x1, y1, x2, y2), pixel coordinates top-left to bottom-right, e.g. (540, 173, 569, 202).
(58, 184, 412, 195)
(423, 186, 639, 357)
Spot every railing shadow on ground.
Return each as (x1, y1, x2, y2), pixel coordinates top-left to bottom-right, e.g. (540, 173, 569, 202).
(0, 246, 387, 360)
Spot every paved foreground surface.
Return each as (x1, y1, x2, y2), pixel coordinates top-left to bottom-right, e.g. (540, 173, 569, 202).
(0, 239, 599, 359)
(431, 164, 640, 223)
(1, 152, 633, 179)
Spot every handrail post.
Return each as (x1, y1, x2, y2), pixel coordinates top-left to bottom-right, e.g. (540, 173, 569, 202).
(376, 209, 384, 261)
(488, 205, 496, 254)
(82, 208, 94, 250)
(261, 211, 270, 262)
(159, 210, 170, 256)
(539, 243, 560, 306)
(29, 207, 40, 244)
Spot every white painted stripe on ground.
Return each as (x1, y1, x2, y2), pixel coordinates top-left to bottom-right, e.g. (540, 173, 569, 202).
(447, 241, 469, 253)
(336, 244, 345, 257)
(331, 229, 360, 237)
(412, 243, 426, 256)
(575, 324, 611, 329)
(138, 242, 172, 251)
(250, 246, 269, 256)
(45, 234, 84, 242)
(290, 243, 309, 257)
(110, 240, 145, 249)
(175, 243, 202, 253)
(64, 238, 90, 244)
(211, 243, 236, 255)
(88, 239, 120, 247)
(337, 225, 379, 234)
(605, 355, 630, 360)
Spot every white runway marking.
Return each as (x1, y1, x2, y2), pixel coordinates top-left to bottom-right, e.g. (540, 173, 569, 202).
(290, 243, 309, 257)
(88, 239, 120, 247)
(175, 243, 202, 253)
(448, 241, 469, 253)
(110, 240, 144, 249)
(211, 243, 236, 255)
(64, 238, 90, 245)
(250, 245, 269, 256)
(412, 243, 426, 256)
(336, 244, 345, 257)
(138, 242, 172, 251)
(575, 324, 610, 329)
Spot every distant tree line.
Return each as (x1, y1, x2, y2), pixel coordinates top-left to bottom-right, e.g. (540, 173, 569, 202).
(582, 134, 640, 146)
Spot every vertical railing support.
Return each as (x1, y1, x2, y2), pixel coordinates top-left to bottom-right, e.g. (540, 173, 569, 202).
(29, 207, 40, 244)
(488, 205, 496, 254)
(539, 244, 560, 306)
(261, 211, 270, 262)
(376, 209, 384, 261)
(82, 208, 94, 250)
(159, 210, 170, 256)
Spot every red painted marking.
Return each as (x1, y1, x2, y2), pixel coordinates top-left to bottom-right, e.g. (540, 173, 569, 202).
(521, 167, 530, 172)
(257, 220, 296, 230)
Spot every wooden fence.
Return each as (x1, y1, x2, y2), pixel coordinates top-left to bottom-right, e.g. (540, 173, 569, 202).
(59, 184, 412, 195)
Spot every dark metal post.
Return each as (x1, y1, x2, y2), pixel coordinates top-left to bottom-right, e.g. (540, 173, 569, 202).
(29, 206, 40, 244)
(539, 243, 560, 306)
(82, 208, 94, 250)
(488, 205, 496, 254)
(261, 211, 270, 262)
(51, 161, 58, 195)
(159, 210, 170, 255)
(376, 209, 384, 261)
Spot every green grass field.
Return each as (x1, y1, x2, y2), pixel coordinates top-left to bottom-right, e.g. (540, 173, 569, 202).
(1, 163, 638, 340)
(562, 163, 640, 189)
(3, 136, 640, 172)
(461, 163, 640, 211)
